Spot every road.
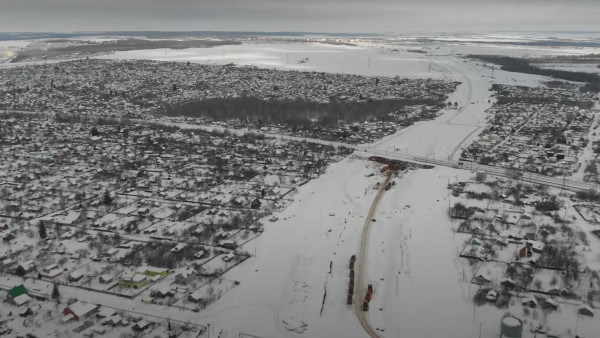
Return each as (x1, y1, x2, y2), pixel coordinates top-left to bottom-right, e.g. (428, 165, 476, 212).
(358, 147, 597, 193)
(354, 173, 392, 338)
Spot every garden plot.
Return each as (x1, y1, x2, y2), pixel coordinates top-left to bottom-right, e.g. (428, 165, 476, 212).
(107, 215, 139, 231)
(463, 182, 494, 197)
(169, 205, 205, 222)
(119, 188, 153, 198)
(0, 183, 11, 198)
(123, 241, 209, 270)
(472, 261, 507, 287)
(574, 204, 600, 224)
(226, 228, 260, 245)
(494, 241, 522, 263)
(114, 202, 141, 216)
(177, 276, 239, 311)
(504, 263, 536, 290)
(531, 268, 565, 294)
(161, 220, 196, 237)
(456, 218, 493, 234)
(199, 253, 246, 277)
(150, 205, 177, 220)
(63, 260, 113, 286)
(93, 212, 125, 229)
(460, 237, 497, 260)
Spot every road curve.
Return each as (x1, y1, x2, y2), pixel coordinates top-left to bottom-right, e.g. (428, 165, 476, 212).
(354, 174, 392, 338)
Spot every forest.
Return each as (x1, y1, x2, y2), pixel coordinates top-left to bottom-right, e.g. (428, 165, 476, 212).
(162, 96, 445, 129)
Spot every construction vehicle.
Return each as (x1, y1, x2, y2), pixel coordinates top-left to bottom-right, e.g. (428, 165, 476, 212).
(366, 284, 373, 301)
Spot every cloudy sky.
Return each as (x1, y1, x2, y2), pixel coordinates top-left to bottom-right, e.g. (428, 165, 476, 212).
(1, 0, 599, 33)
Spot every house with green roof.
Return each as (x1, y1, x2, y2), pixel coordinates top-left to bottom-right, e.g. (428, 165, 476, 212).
(6, 284, 31, 306)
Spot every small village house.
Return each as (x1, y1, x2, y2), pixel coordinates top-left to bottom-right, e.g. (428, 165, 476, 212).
(63, 301, 99, 321)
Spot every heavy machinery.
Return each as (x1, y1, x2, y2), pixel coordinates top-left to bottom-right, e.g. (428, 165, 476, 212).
(363, 284, 374, 310)
(366, 284, 373, 301)
(347, 255, 356, 305)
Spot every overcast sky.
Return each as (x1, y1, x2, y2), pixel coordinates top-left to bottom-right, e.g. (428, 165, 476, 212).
(1, 0, 599, 33)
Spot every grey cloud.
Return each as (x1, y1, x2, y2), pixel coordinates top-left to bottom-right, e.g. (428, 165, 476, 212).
(0, 0, 598, 33)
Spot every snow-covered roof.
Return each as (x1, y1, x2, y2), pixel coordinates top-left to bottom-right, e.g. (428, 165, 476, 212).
(12, 293, 32, 306)
(67, 301, 98, 317)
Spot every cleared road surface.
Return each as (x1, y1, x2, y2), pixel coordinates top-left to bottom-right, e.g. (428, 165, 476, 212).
(354, 174, 392, 338)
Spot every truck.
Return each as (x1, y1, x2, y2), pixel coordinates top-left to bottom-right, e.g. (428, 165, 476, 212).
(347, 293, 353, 305)
(362, 300, 369, 311)
(366, 284, 373, 301)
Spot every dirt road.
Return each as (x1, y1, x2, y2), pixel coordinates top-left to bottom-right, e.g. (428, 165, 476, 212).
(354, 174, 392, 338)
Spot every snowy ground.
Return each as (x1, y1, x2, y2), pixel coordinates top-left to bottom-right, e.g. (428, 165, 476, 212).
(97, 42, 438, 79)
(5, 36, 600, 337)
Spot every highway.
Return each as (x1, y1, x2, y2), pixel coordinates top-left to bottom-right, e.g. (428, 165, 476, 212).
(354, 173, 392, 338)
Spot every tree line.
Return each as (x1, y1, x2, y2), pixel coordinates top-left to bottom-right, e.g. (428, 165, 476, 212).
(162, 96, 445, 129)
(470, 55, 600, 92)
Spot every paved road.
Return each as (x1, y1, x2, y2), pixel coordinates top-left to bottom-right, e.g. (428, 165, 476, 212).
(354, 174, 392, 338)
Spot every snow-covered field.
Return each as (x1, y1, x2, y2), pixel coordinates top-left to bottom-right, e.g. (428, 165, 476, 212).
(98, 42, 439, 79)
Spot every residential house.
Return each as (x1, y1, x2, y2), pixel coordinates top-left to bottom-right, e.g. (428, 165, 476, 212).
(69, 271, 84, 283)
(220, 240, 237, 250)
(40, 263, 62, 279)
(119, 273, 148, 289)
(251, 198, 261, 209)
(136, 266, 169, 277)
(133, 320, 151, 332)
(6, 284, 31, 306)
(223, 253, 235, 262)
(522, 296, 538, 308)
(175, 268, 197, 285)
(63, 301, 99, 321)
(99, 274, 114, 284)
(16, 260, 36, 274)
(578, 305, 594, 317)
(474, 272, 491, 284)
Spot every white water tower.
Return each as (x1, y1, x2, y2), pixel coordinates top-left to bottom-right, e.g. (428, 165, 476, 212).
(500, 314, 523, 338)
